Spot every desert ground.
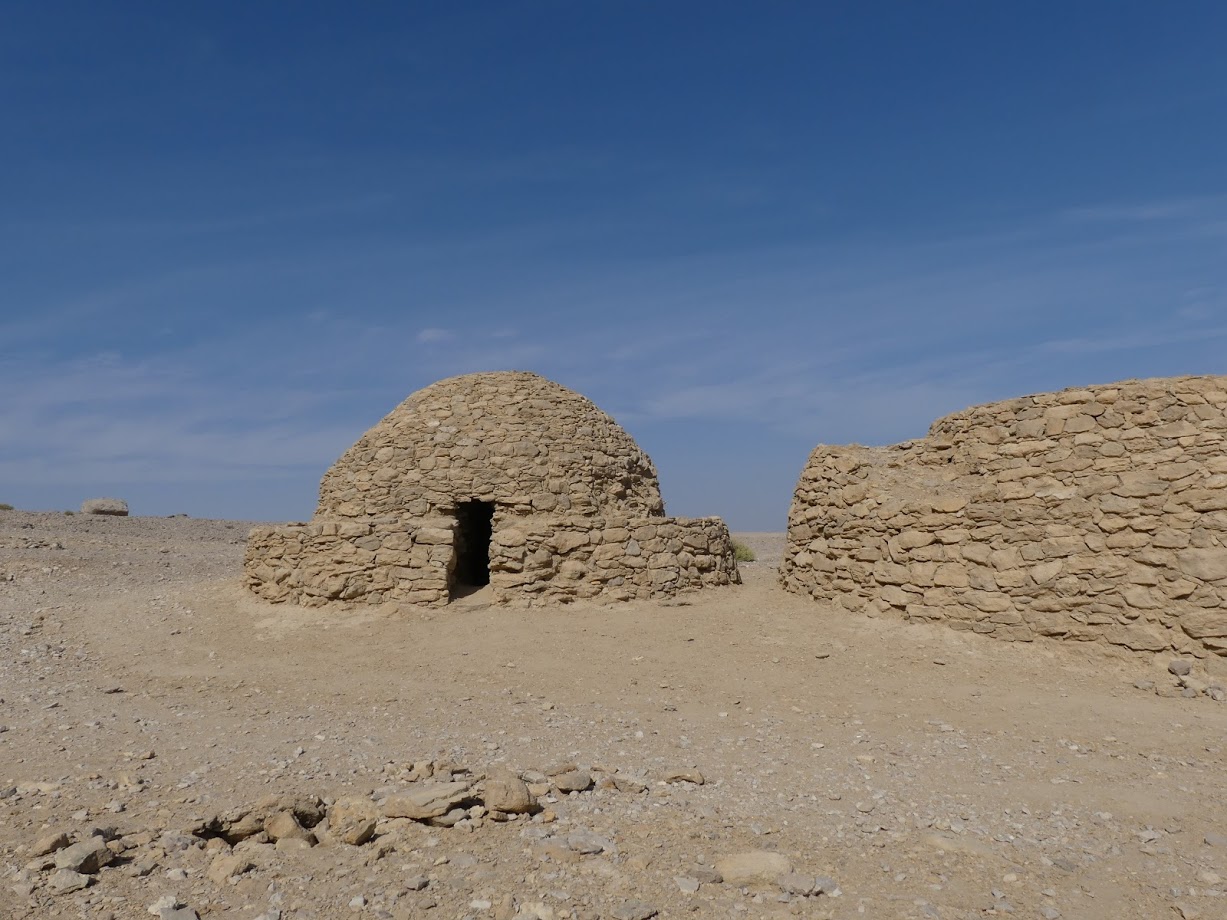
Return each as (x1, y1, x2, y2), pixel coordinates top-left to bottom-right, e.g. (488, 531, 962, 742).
(2, 510, 1226, 920)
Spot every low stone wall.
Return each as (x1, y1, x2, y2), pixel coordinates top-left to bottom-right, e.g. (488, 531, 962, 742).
(245, 514, 740, 609)
(781, 376, 1227, 658)
(490, 515, 740, 605)
(244, 519, 455, 608)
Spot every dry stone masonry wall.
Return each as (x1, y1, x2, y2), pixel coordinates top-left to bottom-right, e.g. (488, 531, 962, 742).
(781, 376, 1227, 658)
(246, 372, 739, 608)
(245, 520, 454, 607)
(490, 514, 738, 604)
(317, 372, 664, 520)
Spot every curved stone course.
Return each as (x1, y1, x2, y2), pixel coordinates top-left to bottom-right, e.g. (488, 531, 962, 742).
(246, 371, 739, 607)
(318, 370, 664, 521)
(781, 375, 1227, 657)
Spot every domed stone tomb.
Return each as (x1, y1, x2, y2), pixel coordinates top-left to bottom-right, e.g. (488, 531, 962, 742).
(245, 371, 740, 607)
(780, 375, 1227, 658)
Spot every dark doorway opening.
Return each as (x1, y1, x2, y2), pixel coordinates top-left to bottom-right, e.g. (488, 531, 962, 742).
(453, 500, 495, 590)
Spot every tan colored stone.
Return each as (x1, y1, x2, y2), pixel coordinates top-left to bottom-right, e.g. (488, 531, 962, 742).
(890, 531, 936, 554)
(1180, 611, 1227, 639)
(715, 850, 793, 886)
(327, 798, 378, 845)
(965, 591, 1012, 613)
(482, 769, 537, 814)
(873, 561, 910, 585)
(661, 768, 705, 785)
(1029, 560, 1062, 583)
(265, 811, 313, 843)
(1178, 548, 1227, 582)
(930, 496, 968, 513)
(381, 781, 474, 820)
(54, 839, 112, 874)
(208, 853, 253, 884)
(32, 830, 71, 857)
(1104, 625, 1169, 652)
(932, 564, 969, 588)
(880, 584, 911, 607)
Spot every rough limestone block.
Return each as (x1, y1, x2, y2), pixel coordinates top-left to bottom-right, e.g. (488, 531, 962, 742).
(80, 497, 128, 516)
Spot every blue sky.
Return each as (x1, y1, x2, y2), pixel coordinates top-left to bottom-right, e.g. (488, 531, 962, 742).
(2, 2, 1226, 529)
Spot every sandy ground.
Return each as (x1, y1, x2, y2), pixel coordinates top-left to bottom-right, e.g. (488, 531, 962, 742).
(2, 511, 1226, 920)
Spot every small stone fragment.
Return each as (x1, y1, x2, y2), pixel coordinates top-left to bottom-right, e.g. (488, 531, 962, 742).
(381, 781, 474, 820)
(328, 798, 378, 845)
(207, 853, 253, 884)
(265, 811, 313, 843)
(661, 769, 705, 785)
(715, 850, 793, 886)
(429, 806, 467, 828)
(566, 830, 613, 854)
(482, 768, 537, 814)
(609, 902, 658, 920)
(553, 770, 593, 793)
(49, 869, 91, 893)
(777, 872, 815, 895)
(612, 775, 648, 794)
(54, 838, 113, 874)
(274, 837, 313, 853)
(813, 875, 840, 895)
(32, 830, 71, 856)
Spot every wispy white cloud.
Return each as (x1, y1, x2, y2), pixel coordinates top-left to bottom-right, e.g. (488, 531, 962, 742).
(1036, 323, 1227, 357)
(0, 352, 357, 485)
(415, 327, 454, 344)
(1060, 194, 1227, 224)
(0, 192, 398, 238)
(3, 189, 1226, 523)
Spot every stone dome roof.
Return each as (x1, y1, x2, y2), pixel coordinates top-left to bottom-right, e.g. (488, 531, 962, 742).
(317, 371, 665, 520)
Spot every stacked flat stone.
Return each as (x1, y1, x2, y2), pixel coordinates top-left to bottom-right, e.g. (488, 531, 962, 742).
(781, 375, 1227, 658)
(317, 370, 665, 520)
(246, 371, 739, 607)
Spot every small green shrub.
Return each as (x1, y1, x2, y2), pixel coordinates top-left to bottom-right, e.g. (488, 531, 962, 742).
(732, 539, 756, 563)
(63, 510, 75, 515)
(0, 503, 13, 511)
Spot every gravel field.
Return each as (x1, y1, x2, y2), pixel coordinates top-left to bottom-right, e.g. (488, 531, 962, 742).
(2, 511, 1226, 920)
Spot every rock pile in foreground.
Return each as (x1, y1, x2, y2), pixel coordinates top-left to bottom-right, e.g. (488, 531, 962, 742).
(8, 758, 838, 920)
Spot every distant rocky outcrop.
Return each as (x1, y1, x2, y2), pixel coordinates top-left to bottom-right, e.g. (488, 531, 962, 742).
(80, 498, 129, 516)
